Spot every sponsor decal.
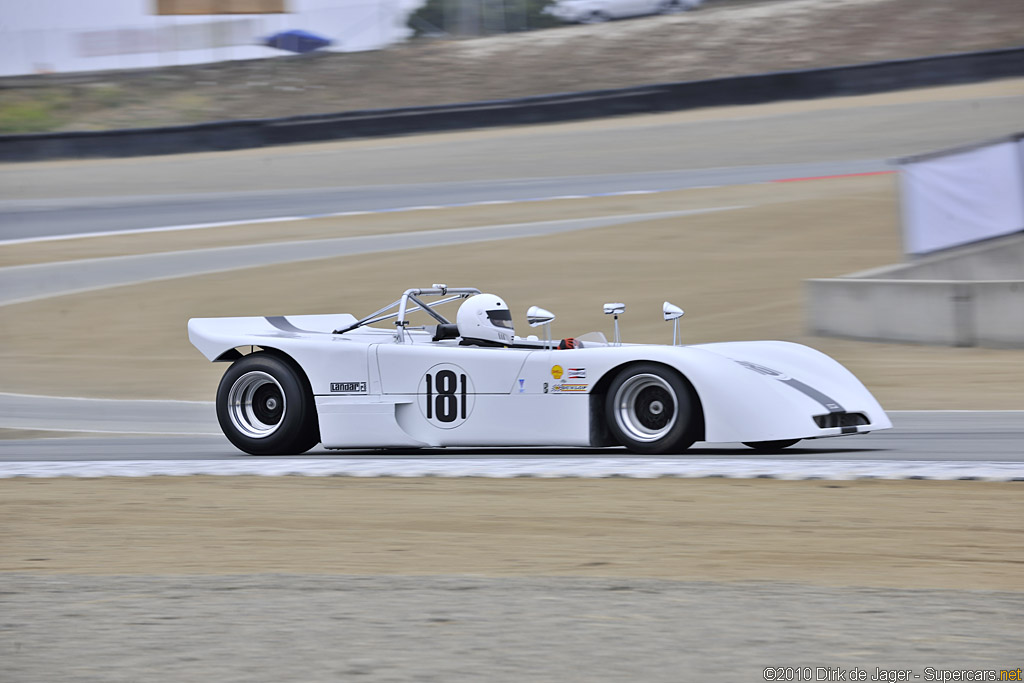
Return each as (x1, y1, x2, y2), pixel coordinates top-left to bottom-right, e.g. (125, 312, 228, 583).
(331, 381, 367, 393)
(551, 365, 563, 380)
(551, 383, 588, 393)
(518, 378, 525, 393)
(566, 367, 586, 379)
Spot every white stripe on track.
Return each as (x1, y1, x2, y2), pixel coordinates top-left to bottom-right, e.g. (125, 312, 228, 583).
(0, 188, 700, 247)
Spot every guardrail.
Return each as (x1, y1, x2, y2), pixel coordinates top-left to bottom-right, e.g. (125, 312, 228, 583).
(1, 46, 1022, 161)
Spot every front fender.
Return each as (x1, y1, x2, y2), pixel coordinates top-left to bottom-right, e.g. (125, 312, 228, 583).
(599, 342, 890, 443)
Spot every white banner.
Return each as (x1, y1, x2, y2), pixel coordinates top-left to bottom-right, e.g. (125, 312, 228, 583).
(899, 137, 1024, 255)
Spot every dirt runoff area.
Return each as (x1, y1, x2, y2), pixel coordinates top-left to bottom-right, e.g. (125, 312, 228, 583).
(3, 477, 1022, 591)
(1, 0, 1021, 132)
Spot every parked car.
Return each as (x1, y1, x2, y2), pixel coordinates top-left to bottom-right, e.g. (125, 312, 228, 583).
(544, 0, 702, 23)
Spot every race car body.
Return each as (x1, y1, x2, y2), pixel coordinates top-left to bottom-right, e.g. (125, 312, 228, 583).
(188, 286, 891, 455)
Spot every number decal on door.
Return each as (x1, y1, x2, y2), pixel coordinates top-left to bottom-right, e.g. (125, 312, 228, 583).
(418, 363, 474, 428)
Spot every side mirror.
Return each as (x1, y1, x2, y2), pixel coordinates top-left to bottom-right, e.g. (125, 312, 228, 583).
(527, 306, 556, 327)
(603, 302, 625, 345)
(603, 303, 625, 315)
(527, 306, 556, 348)
(663, 301, 684, 345)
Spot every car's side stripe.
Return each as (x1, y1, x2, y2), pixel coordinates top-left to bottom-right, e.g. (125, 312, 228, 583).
(265, 316, 322, 334)
(734, 360, 849, 425)
(780, 378, 844, 414)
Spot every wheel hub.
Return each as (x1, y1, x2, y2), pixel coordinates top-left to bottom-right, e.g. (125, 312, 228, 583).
(227, 371, 287, 439)
(614, 373, 678, 442)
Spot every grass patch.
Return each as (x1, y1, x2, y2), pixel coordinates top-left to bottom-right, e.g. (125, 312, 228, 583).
(0, 98, 65, 134)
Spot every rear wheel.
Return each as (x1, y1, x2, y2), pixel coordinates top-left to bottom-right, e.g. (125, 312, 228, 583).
(743, 439, 800, 451)
(605, 363, 699, 454)
(216, 353, 319, 455)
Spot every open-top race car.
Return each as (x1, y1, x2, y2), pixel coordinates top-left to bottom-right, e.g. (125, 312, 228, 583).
(188, 285, 891, 455)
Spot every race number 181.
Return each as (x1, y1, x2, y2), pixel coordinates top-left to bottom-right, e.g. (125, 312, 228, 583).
(425, 370, 467, 422)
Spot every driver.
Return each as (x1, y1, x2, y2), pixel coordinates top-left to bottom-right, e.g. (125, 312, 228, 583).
(457, 293, 514, 347)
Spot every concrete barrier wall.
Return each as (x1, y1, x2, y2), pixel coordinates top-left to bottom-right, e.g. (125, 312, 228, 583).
(2, 47, 1023, 161)
(806, 278, 1024, 348)
(973, 281, 1024, 347)
(806, 234, 1024, 348)
(852, 235, 1024, 280)
(806, 279, 966, 346)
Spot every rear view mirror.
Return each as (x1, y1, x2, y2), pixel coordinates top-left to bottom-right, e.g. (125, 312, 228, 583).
(663, 302, 684, 321)
(603, 302, 625, 345)
(526, 306, 556, 327)
(527, 306, 556, 348)
(663, 301, 684, 345)
(603, 303, 625, 315)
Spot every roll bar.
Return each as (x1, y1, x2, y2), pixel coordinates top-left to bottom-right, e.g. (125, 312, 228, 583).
(333, 286, 481, 342)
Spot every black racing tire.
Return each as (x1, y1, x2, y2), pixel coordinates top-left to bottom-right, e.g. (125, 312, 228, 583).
(743, 439, 800, 451)
(216, 353, 320, 455)
(604, 363, 699, 455)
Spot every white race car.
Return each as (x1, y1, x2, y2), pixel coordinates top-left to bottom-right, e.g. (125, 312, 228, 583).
(188, 286, 891, 455)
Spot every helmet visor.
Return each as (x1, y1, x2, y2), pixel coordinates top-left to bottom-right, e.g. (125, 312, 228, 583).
(487, 309, 514, 329)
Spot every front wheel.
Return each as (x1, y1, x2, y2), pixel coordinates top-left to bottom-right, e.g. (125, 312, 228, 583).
(604, 363, 700, 454)
(216, 353, 320, 455)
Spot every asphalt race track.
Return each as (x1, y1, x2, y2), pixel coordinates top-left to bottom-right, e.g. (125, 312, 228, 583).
(1, 411, 1022, 484)
(0, 161, 881, 241)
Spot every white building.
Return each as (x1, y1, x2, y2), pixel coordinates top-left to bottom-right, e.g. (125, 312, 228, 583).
(0, 0, 420, 76)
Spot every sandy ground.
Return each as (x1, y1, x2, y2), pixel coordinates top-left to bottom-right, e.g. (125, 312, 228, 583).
(5, 574, 1020, 682)
(2, 0, 1020, 132)
(3, 477, 1021, 591)
(4, 174, 1024, 408)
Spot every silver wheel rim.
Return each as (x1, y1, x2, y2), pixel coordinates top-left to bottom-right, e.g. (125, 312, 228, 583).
(614, 373, 678, 443)
(227, 371, 286, 439)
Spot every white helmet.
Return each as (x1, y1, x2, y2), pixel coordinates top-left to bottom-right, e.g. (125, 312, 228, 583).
(457, 293, 514, 345)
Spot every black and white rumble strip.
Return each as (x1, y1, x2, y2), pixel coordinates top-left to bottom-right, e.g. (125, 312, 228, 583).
(1, 459, 1022, 481)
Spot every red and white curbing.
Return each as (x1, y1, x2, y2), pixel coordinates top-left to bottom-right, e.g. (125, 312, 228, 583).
(1, 458, 1022, 481)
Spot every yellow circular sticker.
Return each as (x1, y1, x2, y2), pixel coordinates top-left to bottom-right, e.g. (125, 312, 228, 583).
(551, 365, 563, 380)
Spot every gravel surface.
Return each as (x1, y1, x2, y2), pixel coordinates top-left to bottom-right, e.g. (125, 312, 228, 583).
(4, 574, 1021, 682)
(1, 0, 1020, 132)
